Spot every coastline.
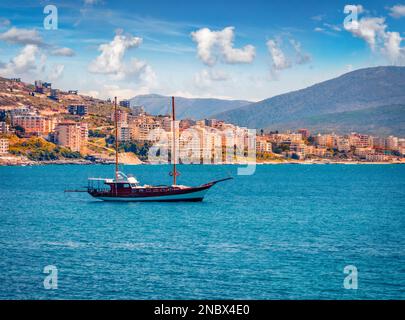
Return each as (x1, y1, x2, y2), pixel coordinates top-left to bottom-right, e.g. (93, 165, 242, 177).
(1, 157, 404, 167)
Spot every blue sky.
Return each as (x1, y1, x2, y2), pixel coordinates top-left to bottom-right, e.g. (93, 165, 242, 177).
(0, 0, 404, 101)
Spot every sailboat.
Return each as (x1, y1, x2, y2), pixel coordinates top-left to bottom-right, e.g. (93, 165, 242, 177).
(84, 96, 232, 202)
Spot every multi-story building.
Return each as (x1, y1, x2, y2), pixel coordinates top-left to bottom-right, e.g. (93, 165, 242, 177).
(0, 138, 9, 154)
(12, 115, 56, 135)
(315, 134, 335, 148)
(290, 142, 307, 159)
(68, 105, 88, 116)
(0, 121, 9, 134)
(385, 136, 398, 151)
(55, 122, 88, 152)
(256, 136, 272, 153)
(354, 147, 374, 158)
(118, 124, 131, 142)
(298, 128, 310, 139)
(336, 136, 351, 152)
(179, 119, 196, 130)
(349, 133, 372, 148)
(9, 106, 32, 120)
(157, 116, 172, 132)
(111, 109, 128, 125)
(366, 153, 387, 162)
(372, 136, 386, 149)
(49, 89, 58, 100)
(130, 122, 161, 141)
(205, 119, 218, 128)
(119, 100, 131, 108)
(34, 80, 43, 93)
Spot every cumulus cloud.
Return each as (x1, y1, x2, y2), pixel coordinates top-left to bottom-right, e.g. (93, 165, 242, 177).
(191, 26, 255, 66)
(343, 7, 404, 65)
(344, 16, 387, 50)
(87, 31, 157, 99)
(0, 27, 43, 46)
(88, 31, 142, 75)
(88, 30, 157, 85)
(266, 39, 291, 71)
(0, 44, 45, 77)
(383, 31, 404, 64)
(290, 39, 311, 64)
(389, 4, 405, 18)
(51, 47, 75, 57)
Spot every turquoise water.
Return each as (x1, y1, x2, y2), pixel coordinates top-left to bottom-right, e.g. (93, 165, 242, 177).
(0, 164, 404, 299)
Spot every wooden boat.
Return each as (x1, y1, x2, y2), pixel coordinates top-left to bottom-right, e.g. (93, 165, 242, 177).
(79, 96, 231, 202)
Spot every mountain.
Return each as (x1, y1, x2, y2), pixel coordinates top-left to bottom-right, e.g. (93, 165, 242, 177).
(270, 104, 405, 137)
(129, 94, 251, 120)
(214, 66, 405, 135)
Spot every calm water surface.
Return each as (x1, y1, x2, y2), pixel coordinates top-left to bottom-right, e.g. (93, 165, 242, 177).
(0, 164, 404, 299)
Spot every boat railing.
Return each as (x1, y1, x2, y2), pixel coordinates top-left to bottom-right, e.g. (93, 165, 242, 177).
(87, 178, 110, 193)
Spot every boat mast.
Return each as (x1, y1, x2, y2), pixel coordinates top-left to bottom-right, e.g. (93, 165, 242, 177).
(172, 96, 177, 186)
(114, 96, 119, 181)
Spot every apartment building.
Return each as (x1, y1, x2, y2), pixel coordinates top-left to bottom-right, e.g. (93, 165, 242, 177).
(0, 138, 9, 154)
(55, 122, 88, 152)
(12, 115, 56, 135)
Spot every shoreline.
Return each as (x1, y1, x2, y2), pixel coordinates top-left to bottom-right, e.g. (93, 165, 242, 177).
(0, 158, 404, 167)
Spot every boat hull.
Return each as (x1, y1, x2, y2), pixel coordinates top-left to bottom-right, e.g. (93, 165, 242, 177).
(88, 185, 211, 202)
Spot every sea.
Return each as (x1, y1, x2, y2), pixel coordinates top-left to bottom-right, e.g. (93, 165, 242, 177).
(0, 164, 404, 299)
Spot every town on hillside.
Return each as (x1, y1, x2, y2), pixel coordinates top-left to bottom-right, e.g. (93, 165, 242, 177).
(0, 77, 404, 165)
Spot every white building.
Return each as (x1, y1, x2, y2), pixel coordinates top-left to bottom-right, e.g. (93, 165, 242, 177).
(118, 124, 131, 142)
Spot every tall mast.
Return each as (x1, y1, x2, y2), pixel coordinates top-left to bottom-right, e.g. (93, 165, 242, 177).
(172, 96, 177, 186)
(114, 96, 119, 181)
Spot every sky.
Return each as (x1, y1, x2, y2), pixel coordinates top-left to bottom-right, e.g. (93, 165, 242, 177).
(0, 0, 404, 102)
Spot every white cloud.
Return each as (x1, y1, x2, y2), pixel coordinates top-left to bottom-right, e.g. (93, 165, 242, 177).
(88, 30, 143, 76)
(101, 84, 151, 100)
(51, 47, 75, 57)
(323, 23, 342, 32)
(0, 27, 43, 46)
(87, 31, 158, 101)
(389, 4, 405, 18)
(290, 39, 311, 65)
(344, 17, 387, 50)
(48, 64, 64, 81)
(0, 44, 44, 77)
(266, 39, 291, 71)
(383, 31, 404, 64)
(88, 30, 158, 89)
(343, 8, 404, 65)
(191, 26, 255, 66)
